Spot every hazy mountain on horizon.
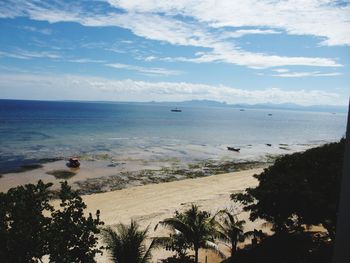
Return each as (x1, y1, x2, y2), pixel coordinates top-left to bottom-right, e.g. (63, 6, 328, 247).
(0, 99, 347, 113)
(149, 99, 348, 113)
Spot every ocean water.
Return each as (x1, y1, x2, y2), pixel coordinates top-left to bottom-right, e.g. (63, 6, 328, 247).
(0, 99, 347, 174)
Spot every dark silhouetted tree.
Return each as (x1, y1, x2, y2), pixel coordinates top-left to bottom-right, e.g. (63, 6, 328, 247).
(157, 204, 223, 263)
(0, 180, 103, 263)
(48, 181, 103, 262)
(213, 209, 247, 258)
(102, 220, 157, 263)
(0, 181, 53, 262)
(232, 139, 345, 239)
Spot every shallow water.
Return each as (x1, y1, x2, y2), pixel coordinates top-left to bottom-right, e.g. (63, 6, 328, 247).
(0, 100, 347, 173)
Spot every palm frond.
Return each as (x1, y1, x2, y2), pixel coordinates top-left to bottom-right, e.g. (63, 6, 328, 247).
(101, 220, 155, 263)
(243, 230, 255, 239)
(212, 209, 249, 257)
(149, 236, 173, 249)
(203, 240, 226, 258)
(158, 218, 193, 237)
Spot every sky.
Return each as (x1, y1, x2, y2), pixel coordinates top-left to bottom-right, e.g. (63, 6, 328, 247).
(0, 0, 349, 106)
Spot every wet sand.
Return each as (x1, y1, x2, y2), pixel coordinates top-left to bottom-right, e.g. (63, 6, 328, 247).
(0, 157, 268, 194)
(0, 142, 316, 194)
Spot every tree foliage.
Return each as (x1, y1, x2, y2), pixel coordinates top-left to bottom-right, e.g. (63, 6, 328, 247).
(232, 139, 345, 237)
(0, 181, 53, 262)
(227, 139, 345, 263)
(213, 210, 247, 257)
(102, 220, 156, 263)
(0, 180, 103, 263)
(48, 182, 103, 262)
(224, 230, 333, 263)
(156, 230, 192, 261)
(157, 204, 223, 263)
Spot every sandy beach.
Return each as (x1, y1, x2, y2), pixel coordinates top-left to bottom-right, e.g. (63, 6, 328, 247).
(69, 167, 266, 263)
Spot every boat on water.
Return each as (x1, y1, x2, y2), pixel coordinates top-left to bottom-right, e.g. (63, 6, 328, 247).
(171, 108, 182, 112)
(67, 157, 80, 168)
(227, 147, 240, 152)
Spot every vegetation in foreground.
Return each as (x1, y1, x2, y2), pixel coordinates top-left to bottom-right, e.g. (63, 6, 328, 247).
(102, 220, 158, 263)
(213, 210, 253, 258)
(230, 138, 345, 263)
(157, 204, 224, 263)
(0, 181, 103, 262)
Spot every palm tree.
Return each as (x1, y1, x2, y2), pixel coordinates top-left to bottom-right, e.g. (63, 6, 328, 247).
(213, 210, 247, 258)
(102, 220, 157, 263)
(157, 204, 223, 263)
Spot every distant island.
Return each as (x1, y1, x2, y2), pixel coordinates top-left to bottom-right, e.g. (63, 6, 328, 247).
(58, 99, 348, 113)
(147, 100, 348, 113)
(0, 99, 347, 113)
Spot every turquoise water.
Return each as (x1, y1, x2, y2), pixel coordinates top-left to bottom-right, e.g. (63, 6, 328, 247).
(0, 100, 347, 173)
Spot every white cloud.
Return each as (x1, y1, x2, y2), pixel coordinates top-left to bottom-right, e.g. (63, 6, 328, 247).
(0, 72, 346, 106)
(108, 0, 350, 46)
(169, 48, 341, 69)
(273, 68, 290, 73)
(0, 0, 344, 68)
(143, 56, 157, 62)
(273, 71, 343, 78)
(68, 58, 106, 63)
(21, 26, 52, 35)
(106, 63, 182, 76)
(0, 49, 61, 59)
(0, 51, 30, 60)
(81, 11, 342, 68)
(220, 29, 281, 39)
(67, 12, 345, 68)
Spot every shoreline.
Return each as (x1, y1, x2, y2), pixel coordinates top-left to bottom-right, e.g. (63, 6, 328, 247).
(0, 157, 269, 194)
(0, 141, 325, 176)
(0, 141, 323, 194)
(0, 140, 326, 194)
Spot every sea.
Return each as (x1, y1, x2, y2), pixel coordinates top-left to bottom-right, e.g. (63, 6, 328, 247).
(0, 99, 347, 174)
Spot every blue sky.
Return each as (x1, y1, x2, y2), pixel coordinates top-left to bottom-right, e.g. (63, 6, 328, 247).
(0, 0, 349, 105)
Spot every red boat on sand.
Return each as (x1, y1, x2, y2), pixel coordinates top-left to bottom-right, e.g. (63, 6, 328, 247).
(67, 157, 80, 168)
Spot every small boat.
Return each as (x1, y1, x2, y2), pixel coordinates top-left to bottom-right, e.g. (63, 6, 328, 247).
(240, 109, 245, 111)
(171, 108, 182, 112)
(67, 157, 80, 168)
(266, 143, 272, 147)
(268, 113, 272, 116)
(227, 147, 240, 152)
